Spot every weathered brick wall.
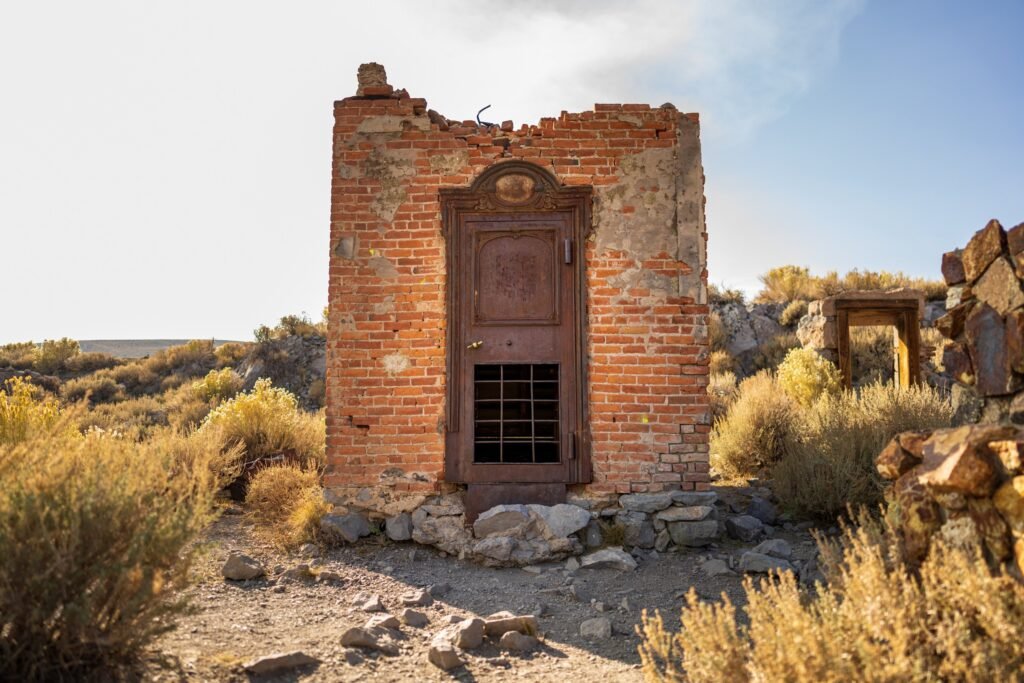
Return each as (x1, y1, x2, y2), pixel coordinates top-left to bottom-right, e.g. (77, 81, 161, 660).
(325, 68, 709, 504)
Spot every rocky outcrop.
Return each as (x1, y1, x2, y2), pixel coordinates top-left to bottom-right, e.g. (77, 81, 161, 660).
(877, 424, 1024, 576)
(712, 302, 786, 375)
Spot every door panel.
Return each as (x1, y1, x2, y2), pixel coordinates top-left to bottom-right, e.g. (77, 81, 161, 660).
(456, 213, 575, 483)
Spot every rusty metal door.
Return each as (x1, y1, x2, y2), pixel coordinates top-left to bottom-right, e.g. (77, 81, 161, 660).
(441, 162, 590, 486)
(455, 213, 576, 482)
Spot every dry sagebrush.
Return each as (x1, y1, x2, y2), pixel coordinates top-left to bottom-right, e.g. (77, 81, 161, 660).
(710, 372, 797, 478)
(246, 464, 330, 549)
(776, 347, 841, 407)
(0, 421, 219, 680)
(639, 518, 1024, 682)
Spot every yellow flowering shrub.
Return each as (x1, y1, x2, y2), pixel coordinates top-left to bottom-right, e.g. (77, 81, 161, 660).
(777, 347, 841, 407)
(0, 377, 61, 445)
(191, 368, 243, 403)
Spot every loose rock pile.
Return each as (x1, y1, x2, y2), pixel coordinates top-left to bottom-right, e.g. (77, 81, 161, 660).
(938, 218, 1024, 424)
(877, 423, 1024, 574)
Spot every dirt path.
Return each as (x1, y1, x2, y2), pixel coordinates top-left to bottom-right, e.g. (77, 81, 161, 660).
(145, 511, 819, 682)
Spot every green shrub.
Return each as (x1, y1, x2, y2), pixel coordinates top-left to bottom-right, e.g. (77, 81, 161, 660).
(638, 517, 1024, 683)
(33, 338, 79, 374)
(191, 368, 243, 403)
(777, 347, 841, 407)
(0, 378, 61, 446)
(773, 383, 953, 518)
(0, 342, 37, 370)
(710, 372, 797, 478)
(199, 378, 325, 472)
(0, 424, 217, 680)
(246, 464, 329, 549)
(61, 375, 124, 405)
(778, 299, 808, 327)
(64, 352, 120, 374)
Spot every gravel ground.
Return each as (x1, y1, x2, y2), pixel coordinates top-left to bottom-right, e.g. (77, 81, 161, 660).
(143, 508, 819, 682)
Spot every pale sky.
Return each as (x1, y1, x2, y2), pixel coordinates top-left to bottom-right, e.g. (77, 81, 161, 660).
(2, 0, 1022, 343)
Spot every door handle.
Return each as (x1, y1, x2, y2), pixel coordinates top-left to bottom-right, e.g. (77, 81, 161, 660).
(467, 340, 484, 349)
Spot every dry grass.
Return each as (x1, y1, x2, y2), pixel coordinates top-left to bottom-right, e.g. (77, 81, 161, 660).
(246, 464, 329, 549)
(638, 516, 1024, 682)
(707, 283, 746, 305)
(710, 372, 797, 478)
(778, 299, 808, 327)
(708, 350, 735, 375)
(213, 342, 250, 368)
(0, 420, 218, 680)
(61, 374, 125, 404)
(199, 378, 325, 472)
(773, 383, 953, 518)
(749, 332, 799, 373)
(707, 372, 738, 425)
(33, 337, 80, 374)
(708, 312, 728, 353)
(850, 326, 895, 385)
(756, 265, 946, 304)
(0, 342, 37, 370)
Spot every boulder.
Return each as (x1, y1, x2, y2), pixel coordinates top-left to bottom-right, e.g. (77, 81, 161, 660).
(746, 497, 778, 525)
(739, 552, 794, 574)
(427, 640, 463, 670)
(483, 612, 538, 637)
(973, 257, 1024, 315)
(584, 520, 603, 547)
(340, 627, 397, 655)
(961, 219, 1007, 282)
(529, 503, 591, 537)
(994, 476, 1024, 534)
(751, 538, 792, 559)
(580, 617, 612, 640)
(360, 594, 386, 613)
(670, 491, 718, 506)
(942, 342, 975, 386)
(400, 589, 433, 607)
(991, 439, 1024, 475)
(1008, 222, 1024, 277)
(579, 548, 637, 571)
(941, 249, 966, 285)
(411, 511, 472, 555)
(1007, 310, 1024, 374)
(656, 505, 713, 523)
(222, 553, 265, 581)
(617, 510, 656, 548)
(499, 630, 538, 652)
(365, 614, 401, 631)
(243, 651, 320, 675)
(400, 608, 429, 627)
(320, 513, 370, 544)
(966, 303, 1020, 396)
(935, 301, 974, 340)
(619, 492, 674, 513)
(968, 497, 1011, 561)
(452, 617, 485, 649)
(385, 513, 413, 541)
(472, 536, 516, 563)
(876, 438, 922, 480)
(726, 515, 764, 542)
(919, 426, 1005, 496)
(473, 505, 531, 538)
(700, 558, 733, 576)
(654, 529, 671, 552)
(667, 520, 719, 547)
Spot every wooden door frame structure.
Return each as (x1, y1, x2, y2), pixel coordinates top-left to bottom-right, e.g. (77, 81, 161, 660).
(439, 161, 593, 485)
(835, 299, 921, 388)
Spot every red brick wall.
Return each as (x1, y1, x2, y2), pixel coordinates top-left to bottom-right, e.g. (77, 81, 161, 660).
(325, 89, 709, 500)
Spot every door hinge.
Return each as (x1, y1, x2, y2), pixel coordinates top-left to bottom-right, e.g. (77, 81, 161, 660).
(564, 238, 573, 265)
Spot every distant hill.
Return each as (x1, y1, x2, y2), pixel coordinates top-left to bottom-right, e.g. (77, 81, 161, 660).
(78, 339, 244, 359)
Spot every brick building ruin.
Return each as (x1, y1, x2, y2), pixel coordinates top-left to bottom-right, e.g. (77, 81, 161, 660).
(323, 64, 709, 549)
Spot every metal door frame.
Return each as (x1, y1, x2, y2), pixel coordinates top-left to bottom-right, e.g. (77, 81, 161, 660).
(441, 161, 592, 485)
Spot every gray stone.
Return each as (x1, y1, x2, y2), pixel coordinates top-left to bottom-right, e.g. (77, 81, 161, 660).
(700, 558, 733, 577)
(297, 543, 319, 558)
(222, 553, 265, 581)
(656, 505, 713, 522)
(584, 520, 603, 547)
(400, 608, 429, 627)
(617, 510, 656, 548)
(580, 617, 613, 640)
(529, 503, 591, 537)
(412, 513, 472, 555)
(566, 556, 580, 571)
(579, 548, 637, 571)
(473, 504, 531, 537)
(243, 651, 319, 675)
(726, 515, 764, 542)
(452, 617, 485, 649)
(654, 529, 671, 552)
(619, 492, 674, 513)
(401, 589, 433, 607)
(473, 536, 515, 562)
(428, 640, 463, 670)
(499, 630, 538, 652)
(751, 538, 792, 559)
(320, 513, 370, 544)
(667, 520, 720, 547)
(428, 582, 451, 598)
(670, 491, 718, 506)
(739, 551, 794, 574)
(746, 497, 778, 525)
(385, 513, 413, 541)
